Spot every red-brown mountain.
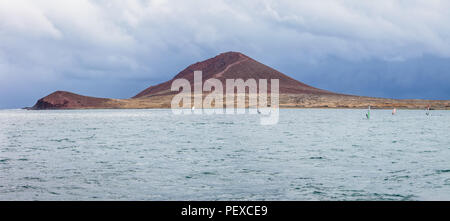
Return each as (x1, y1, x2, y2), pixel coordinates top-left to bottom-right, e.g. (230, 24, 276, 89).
(133, 52, 332, 98)
(32, 91, 112, 109)
(30, 52, 450, 109)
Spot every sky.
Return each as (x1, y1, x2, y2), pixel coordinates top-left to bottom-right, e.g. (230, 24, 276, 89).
(1, 0, 450, 108)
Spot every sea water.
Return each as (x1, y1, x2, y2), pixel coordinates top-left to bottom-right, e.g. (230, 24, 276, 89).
(0, 109, 449, 200)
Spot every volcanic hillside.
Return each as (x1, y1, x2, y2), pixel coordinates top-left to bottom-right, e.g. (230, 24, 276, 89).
(133, 52, 333, 98)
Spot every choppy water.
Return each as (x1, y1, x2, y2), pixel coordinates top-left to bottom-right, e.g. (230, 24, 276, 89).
(0, 109, 449, 200)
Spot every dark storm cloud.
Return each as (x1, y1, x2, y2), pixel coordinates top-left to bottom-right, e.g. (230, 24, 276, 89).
(0, 0, 449, 108)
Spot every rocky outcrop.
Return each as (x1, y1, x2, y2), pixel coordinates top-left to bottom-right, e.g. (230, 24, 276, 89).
(32, 91, 113, 109)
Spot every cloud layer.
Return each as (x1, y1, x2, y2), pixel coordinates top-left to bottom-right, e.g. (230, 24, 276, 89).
(1, 0, 450, 108)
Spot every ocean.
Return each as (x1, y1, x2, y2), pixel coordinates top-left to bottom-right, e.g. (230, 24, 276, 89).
(0, 109, 449, 200)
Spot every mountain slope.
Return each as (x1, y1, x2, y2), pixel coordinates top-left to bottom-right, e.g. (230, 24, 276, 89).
(133, 51, 333, 98)
(32, 91, 113, 109)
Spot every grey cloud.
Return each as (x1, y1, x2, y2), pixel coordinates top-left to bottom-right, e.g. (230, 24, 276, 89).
(0, 0, 449, 108)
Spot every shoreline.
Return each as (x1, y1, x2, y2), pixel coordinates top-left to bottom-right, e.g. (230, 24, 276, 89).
(19, 106, 450, 110)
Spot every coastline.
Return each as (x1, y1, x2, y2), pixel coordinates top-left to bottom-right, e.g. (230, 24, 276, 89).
(21, 106, 450, 110)
(26, 92, 450, 110)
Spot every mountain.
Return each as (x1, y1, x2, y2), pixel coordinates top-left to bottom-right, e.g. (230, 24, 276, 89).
(133, 52, 332, 98)
(30, 52, 450, 110)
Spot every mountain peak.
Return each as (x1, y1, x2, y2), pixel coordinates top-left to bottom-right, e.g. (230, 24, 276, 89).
(173, 51, 248, 79)
(133, 52, 331, 98)
(217, 51, 247, 57)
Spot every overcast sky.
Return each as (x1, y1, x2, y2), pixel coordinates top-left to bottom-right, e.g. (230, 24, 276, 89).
(1, 0, 450, 108)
